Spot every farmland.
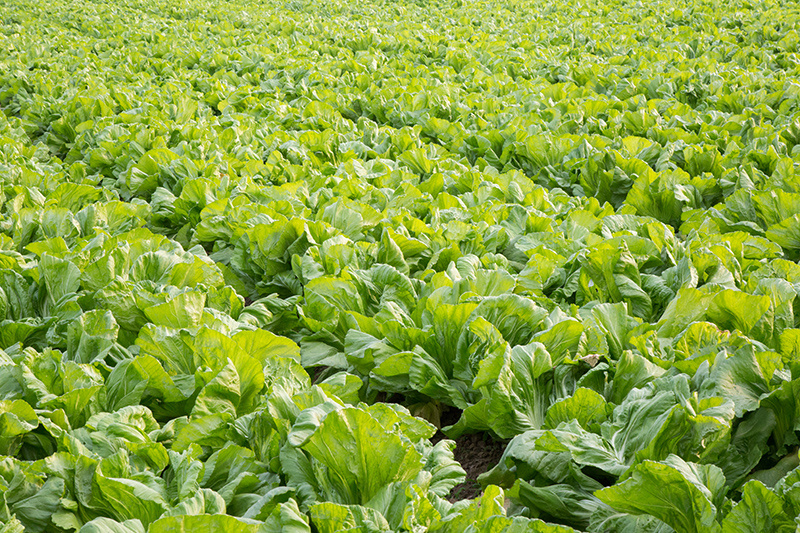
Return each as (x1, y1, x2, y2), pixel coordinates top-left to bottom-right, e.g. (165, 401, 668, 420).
(2, 0, 800, 530)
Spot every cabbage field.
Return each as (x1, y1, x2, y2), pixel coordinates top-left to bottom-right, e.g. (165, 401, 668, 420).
(1, 0, 800, 530)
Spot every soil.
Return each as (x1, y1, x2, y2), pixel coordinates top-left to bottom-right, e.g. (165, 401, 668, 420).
(447, 432, 508, 502)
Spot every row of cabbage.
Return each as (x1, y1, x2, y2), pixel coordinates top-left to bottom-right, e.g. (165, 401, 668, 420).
(1, 0, 800, 531)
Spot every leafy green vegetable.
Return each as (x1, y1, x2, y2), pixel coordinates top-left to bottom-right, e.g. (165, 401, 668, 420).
(1, 0, 800, 529)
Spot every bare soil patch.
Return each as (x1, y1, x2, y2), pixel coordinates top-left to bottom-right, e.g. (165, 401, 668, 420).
(447, 432, 507, 502)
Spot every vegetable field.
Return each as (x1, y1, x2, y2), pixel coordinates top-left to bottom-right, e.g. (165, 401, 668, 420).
(2, 0, 800, 530)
